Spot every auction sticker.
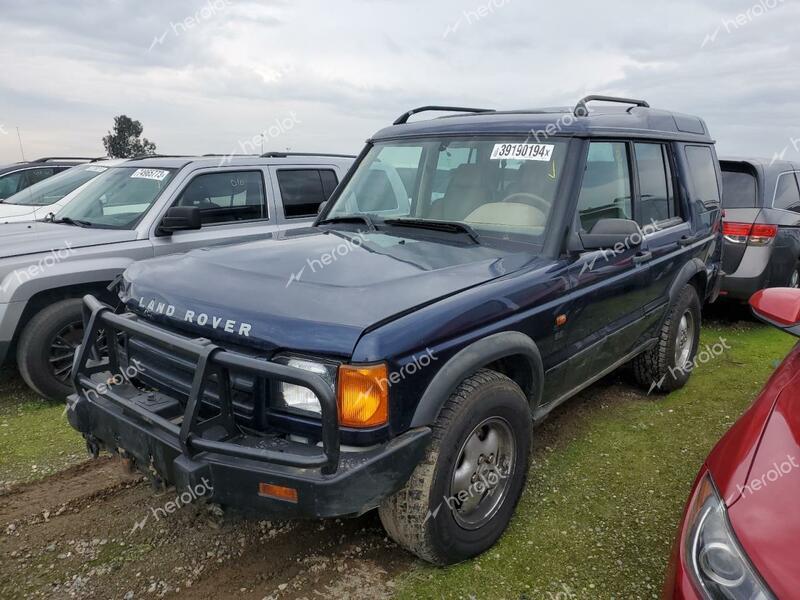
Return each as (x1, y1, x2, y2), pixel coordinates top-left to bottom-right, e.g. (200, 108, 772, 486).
(130, 168, 169, 181)
(491, 143, 554, 161)
(85, 166, 108, 173)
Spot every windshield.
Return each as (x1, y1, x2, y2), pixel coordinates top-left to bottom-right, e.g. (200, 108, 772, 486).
(3, 165, 108, 206)
(325, 137, 568, 242)
(53, 167, 176, 229)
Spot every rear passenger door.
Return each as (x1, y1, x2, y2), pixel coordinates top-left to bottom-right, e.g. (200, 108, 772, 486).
(631, 142, 692, 314)
(151, 168, 280, 256)
(270, 167, 340, 228)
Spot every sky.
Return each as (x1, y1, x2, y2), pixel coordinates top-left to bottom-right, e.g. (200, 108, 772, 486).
(0, 0, 798, 164)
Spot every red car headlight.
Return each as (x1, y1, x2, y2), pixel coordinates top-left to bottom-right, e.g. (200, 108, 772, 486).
(683, 473, 774, 599)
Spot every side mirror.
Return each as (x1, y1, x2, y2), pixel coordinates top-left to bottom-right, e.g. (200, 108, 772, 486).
(157, 206, 201, 235)
(578, 218, 644, 251)
(750, 288, 800, 337)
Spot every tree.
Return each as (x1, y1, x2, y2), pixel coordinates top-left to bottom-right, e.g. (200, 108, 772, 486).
(102, 115, 157, 158)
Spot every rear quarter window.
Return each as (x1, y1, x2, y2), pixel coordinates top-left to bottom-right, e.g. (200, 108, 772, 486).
(685, 146, 721, 208)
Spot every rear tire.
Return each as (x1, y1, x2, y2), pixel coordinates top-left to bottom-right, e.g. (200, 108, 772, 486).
(632, 285, 701, 394)
(379, 369, 532, 565)
(788, 262, 800, 288)
(17, 299, 85, 402)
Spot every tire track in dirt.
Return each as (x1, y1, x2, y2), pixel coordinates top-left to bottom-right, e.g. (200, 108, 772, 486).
(0, 456, 413, 599)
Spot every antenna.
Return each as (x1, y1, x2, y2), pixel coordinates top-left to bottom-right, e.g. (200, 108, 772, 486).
(16, 127, 26, 161)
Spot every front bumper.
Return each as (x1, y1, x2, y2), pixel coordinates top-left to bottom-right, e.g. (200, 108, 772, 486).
(67, 295, 431, 518)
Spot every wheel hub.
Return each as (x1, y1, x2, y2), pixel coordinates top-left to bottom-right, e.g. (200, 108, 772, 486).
(450, 417, 516, 530)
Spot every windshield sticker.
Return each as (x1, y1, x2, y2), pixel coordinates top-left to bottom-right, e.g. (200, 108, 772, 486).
(85, 166, 108, 173)
(491, 143, 554, 162)
(130, 168, 169, 181)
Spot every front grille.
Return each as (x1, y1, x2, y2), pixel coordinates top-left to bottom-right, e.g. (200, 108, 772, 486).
(126, 336, 267, 429)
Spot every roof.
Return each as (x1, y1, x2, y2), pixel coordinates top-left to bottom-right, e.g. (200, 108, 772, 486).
(115, 153, 356, 170)
(372, 98, 714, 144)
(721, 157, 800, 173)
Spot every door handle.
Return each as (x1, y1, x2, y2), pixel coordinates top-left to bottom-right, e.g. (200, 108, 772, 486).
(678, 234, 706, 247)
(633, 251, 653, 266)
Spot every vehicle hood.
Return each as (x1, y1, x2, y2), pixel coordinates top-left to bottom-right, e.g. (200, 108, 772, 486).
(121, 228, 538, 357)
(0, 222, 137, 258)
(707, 343, 800, 598)
(0, 203, 36, 221)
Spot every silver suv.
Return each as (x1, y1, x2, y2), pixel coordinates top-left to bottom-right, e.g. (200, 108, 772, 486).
(0, 153, 353, 400)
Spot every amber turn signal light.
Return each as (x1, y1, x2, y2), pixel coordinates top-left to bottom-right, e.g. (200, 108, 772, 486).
(258, 483, 298, 503)
(337, 363, 389, 428)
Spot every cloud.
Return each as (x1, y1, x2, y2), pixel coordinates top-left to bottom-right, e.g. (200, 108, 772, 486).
(0, 0, 798, 162)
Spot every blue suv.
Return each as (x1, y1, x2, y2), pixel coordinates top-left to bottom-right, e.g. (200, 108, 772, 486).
(68, 96, 723, 565)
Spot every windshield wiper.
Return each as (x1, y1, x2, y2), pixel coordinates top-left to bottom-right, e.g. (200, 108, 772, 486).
(383, 218, 481, 244)
(49, 216, 94, 228)
(318, 214, 377, 231)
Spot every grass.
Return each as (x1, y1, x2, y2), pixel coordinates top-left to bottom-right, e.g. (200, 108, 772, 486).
(0, 366, 86, 487)
(0, 317, 795, 598)
(395, 319, 797, 599)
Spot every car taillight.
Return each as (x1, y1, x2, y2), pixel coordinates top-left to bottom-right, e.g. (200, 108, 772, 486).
(723, 222, 777, 246)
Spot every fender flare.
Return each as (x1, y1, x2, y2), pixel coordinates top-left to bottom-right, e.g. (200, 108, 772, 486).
(410, 331, 544, 428)
(1, 258, 136, 305)
(667, 258, 707, 308)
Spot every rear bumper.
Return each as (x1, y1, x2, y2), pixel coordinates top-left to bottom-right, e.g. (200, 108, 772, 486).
(721, 244, 772, 300)
(67, 295, 431, 518)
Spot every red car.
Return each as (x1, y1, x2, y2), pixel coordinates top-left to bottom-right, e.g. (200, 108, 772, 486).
(663, 287, 800, 600)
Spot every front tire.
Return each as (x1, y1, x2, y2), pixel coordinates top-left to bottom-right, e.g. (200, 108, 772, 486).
(379, 369, 532, 565)
(633, 285, 701, 394)
(17, 298, 86, 401)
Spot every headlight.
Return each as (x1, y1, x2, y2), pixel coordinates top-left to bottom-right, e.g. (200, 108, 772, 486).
(271, 355, 337, 417)
(685, 473, 774, 599)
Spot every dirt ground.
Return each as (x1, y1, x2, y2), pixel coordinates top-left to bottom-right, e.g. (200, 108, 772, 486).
(0, 456, 413, 599)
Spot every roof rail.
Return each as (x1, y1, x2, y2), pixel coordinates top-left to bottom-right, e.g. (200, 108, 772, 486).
(393, 106, 495, 125)
(32, 156, 95, 163)
(201, 153, 259, 157)
(574, 95, 650, 117)
(260, 152, 356, 159)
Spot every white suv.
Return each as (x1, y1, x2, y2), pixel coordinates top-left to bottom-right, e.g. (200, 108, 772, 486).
(0, 159, 127, 223)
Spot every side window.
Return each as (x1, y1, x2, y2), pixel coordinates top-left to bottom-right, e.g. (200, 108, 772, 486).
(27, 168, 57, 185)
(773, 172, 800, 213)
(277, 169, 338, 218)
(634, 143, 677, 226)
(0, 172, 27, 199)
(684, 146, 721, 208)
(721, 167, 758, 209)
(175, 171, 267, 226)
(577, 142, 632, 232)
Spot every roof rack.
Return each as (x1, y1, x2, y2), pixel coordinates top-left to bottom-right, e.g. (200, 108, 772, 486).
(574, 95, 650, 117)
(260, 152, 356, 159)
(202, 153, 259, 157)
(32, 156, 96, 163)
(393, 106, 495, 125)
